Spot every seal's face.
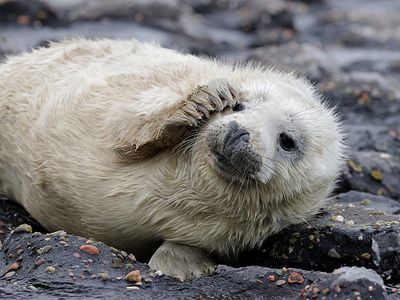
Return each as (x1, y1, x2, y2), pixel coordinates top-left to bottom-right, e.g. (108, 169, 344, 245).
(198, 73, 344, 201)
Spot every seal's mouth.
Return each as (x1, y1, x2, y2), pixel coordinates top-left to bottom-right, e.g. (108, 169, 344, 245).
(208, 121, 262, 181)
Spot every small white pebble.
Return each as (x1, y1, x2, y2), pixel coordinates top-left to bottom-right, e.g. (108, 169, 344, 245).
(358, 235, 364, 241)
(155, 270, 163, 277)
(126, 286, 140, 291)
(331, 215, 344, 222)
(379, 153, 391, 159)
(28, 285, 38, 292)
(348, 204, 356, 208)
(368, 285, 374, 292)
(345, 220, 355, 226)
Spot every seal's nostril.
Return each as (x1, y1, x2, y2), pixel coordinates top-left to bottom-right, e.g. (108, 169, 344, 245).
(223, 121, 250, 150)
(225, 129, 250, 149)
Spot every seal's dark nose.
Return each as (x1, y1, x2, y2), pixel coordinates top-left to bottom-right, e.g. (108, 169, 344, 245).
(222, 121, 250, 158)
(214, 121, 261, 175)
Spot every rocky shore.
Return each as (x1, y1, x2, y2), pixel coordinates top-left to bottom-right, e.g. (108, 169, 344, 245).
(1, 0, 399, 299)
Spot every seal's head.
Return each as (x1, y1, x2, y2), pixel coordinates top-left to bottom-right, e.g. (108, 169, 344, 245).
(190, 70, 345, 240)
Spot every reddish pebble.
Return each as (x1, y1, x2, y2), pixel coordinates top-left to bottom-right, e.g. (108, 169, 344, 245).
(126, 270, 142, 283)
(267, 274, 276, 282)
(288, 272, 305, 284)
(6, 262, 20, 272)
(79, 245, 100, 255)
(35, 258, 45, 266)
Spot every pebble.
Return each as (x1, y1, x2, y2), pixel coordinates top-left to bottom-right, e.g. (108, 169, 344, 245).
(267, 274, 276, 282)
(6, 262, 20, 272)
(98, 272, 109, 281)
(360, 252, 371, 260)
(37, 245, 53, 255)
(46, 266, 56, 273)
(14, 224, 32, 234)
(128, 254, 136, 262)
(4, 271, 16, 278)
(73, 253, 81, 258)
(368, 285, 374, 292)
(328, 248, 341, 259)
(155, 270, 163, 277)
(275, 279, 286, 287)
(79, 245, 100, 255)
(334, 285, 341, 293)
(330, 215, 344, 222)
(126, 286, 140, 291)
(288, 272, 305, 284)
(82, 269, 92, 275)
(126, 263, 135, 270)
(370, 169, 384, 182)
(275, 269, 283, 276)
(112, 258, 123, 268)
(126, 270, 142, 283)
(322, 288, 330, 295)
(35, 258, 45, 266)
(360, 199, 371, 206)
(312, 287, 320, 295)
(51, 230, 67, 238)
(28, 285, 38, 292)
(347, 160, 363, 172)
(345, 220, 355, 226)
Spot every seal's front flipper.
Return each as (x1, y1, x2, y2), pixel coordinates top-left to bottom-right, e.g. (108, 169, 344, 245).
(107, 78, 243, 161)
(148, 241, 216, 281)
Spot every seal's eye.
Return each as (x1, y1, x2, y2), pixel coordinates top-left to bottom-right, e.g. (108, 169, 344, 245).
(232, 103, 245, 112)
(279, 133, 296, 151)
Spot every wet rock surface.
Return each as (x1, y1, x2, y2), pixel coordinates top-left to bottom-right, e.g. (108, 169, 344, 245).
(237, 191, 400, 282)
(0, 0, 399, 298)
(0, 229, 393, 299)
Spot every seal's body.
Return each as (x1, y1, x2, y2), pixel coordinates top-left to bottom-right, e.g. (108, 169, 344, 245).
(0, 39, 344, 279)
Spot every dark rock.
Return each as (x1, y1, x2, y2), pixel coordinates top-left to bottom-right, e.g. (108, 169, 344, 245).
(334, 191, 400, 215)
(41, 0, 183, 23)
(187, 0, 294, 31)
(241, 43, 340, 82)
(294, 267, 387, 300)
(0, 200, 44, 241)
(0, 0, 58, 26)
(346, 125, 400, 157)
(0, 229, 393, 299)
(319, 73, 400, 127)
(339, 151, 400, 200)
(237, 192, 400, 282)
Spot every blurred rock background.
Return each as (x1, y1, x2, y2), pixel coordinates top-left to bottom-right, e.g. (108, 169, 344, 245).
(0, 0, 399, 299)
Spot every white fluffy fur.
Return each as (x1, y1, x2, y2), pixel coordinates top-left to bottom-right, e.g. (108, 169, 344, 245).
(0, 39, 345, 279)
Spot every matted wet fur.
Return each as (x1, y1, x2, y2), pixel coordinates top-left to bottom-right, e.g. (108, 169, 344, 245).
(0, 39, 345, 280)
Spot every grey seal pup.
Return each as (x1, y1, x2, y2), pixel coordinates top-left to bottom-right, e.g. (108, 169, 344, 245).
(0, 39, 345, 280)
